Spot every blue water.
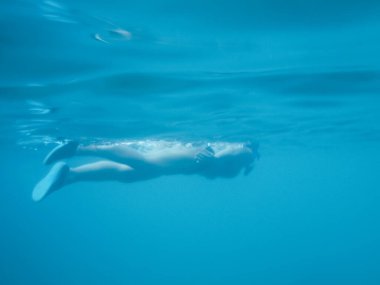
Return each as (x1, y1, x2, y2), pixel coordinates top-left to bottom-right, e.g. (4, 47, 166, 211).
(1, 0, 380, 284)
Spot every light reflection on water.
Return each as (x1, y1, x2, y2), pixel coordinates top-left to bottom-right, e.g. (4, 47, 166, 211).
(1, 1, 380, 149)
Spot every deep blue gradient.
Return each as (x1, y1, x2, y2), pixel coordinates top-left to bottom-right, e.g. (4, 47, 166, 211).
(0, 0, 379, 284)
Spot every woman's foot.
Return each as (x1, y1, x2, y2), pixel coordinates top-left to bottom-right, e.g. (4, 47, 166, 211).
(43, 140, 79, 165)
(32, 162, 69, 202)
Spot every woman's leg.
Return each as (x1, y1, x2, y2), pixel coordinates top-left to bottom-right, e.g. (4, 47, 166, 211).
(43, 141, 148, 167)
(76, 144, 146, 166)
(66, 160, 159, 184)
(33, 160, 160, 202)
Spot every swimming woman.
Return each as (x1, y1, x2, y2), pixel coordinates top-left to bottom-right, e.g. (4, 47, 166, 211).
(32, 140, 259, 201)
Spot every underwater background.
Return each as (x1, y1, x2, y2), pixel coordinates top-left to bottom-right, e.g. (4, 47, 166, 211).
(1, 0, 380, 284)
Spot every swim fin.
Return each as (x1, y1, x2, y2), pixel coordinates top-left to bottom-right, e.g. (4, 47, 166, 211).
(43, 140, 78, 165)
(32, 162, 69, 202)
